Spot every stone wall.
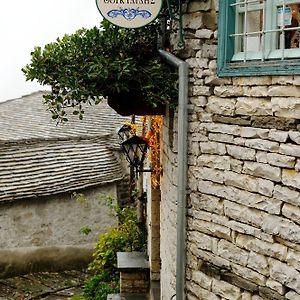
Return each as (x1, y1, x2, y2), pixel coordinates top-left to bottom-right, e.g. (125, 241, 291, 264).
(160, 0, 300, 299)
(0, 184, 117, 248)
(160, 109, 178, 299)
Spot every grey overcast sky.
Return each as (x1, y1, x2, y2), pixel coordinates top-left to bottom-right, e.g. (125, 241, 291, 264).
(0, 0, 102, 102)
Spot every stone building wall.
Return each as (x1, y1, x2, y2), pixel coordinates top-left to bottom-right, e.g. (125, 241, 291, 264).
(0, 184, 117, 248)
(160, 0, 300, 299)
(160, 109, 178, 299)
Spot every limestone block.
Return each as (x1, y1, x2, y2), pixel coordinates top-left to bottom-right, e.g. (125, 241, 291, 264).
(252, 296, 264, 300)
(188, 0, 212, 12)
(188, 57, 209, 69)
(266, 278, 286, 295)
(256, 151, 268, 163)
(207, 96, 236, 116)
(212, 278, 241, 300)
(224, 201, 266, 228)
(244, 139, 280, 153)
(243, 161, 281, 182)
(266, 153, 296, 168)
(269, 257, 300, 293)
(189, 192, 223, 214)
(189, 96, 207, 107)
(211, 214, 230, 227)
(191, 166, 224, 183)
(240, 127, 269, 139)
(282, 169, 300, 189)
(280, 144, 300, 157)
(199, 180, 280, 214)
(209, 59, 217, 70)
(286, 249, 300, 273)
(233, 76, 272, 86)
(204, 123, 241, 136)
(202, 44, 217, 59)
(235, 234, 287, 261)
(189, 141, 200, 156)
(209, 133, 235, 144)
(243, 86, 269, 97)
(195, 248, 231, 269)
(295, 159, 300, 171)
(190, 217, 231, 241)
(192, 85, 211, 96)
(183, 12, 203, 30)
(195, 28, 214, 39)
(186, 38, 204, 51)
(200, 141, 227, 155)
(198, 111, 213, 122)
(269, 86, 300, 97)
(192, 270, 213, 290)
(230, 157, 244, 173)
(262, 214, 300, 244)
(205, 76, 232, 86)
(236, 97, 273, 116)
(228, 220, 273, 242)
(224, 170, 274, 197)
(233, 137, 246, 146)
(190, 210, 212, 222)
(273, 185, 300, 206)
(217, 240, 249, 266)
(247, 251, 269, 276)
(285, 291, 300, 300)
(214, 86, 244, 97)
(272, 97, 300, 119)
(187, 282, 220, 300)
(197, 154, 231, 170)
(231, 263, 267, 286)
(289, 131, 300, 145)
(272, 76, 294, 85)
(241, 292, 252, 300)
(258, 286, 286, 300)
(188, 231, 215, 252)
(268, 129, 289, 143)
(190, 133, 208, 144)
(282, 203, 300, 225)
(203, 11, 218, 30)
(294, 76, 300, 85)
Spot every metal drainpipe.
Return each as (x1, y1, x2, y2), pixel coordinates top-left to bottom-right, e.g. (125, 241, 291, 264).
(158, 49, 189, 300)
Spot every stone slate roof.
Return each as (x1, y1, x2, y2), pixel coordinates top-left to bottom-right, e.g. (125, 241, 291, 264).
(0, 91, 128, 202)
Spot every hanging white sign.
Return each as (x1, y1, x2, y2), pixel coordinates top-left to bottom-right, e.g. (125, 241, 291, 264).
(96, 0, 162, 28)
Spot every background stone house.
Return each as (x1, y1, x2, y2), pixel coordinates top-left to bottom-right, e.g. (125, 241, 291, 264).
(0, 91, 129, 276)
(150, 0, 300, 299)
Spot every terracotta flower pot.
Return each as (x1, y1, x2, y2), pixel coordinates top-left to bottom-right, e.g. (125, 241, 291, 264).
(107, 92, 165, 116)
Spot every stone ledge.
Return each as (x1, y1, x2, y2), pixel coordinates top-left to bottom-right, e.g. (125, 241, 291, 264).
(117, 252, 149, 271)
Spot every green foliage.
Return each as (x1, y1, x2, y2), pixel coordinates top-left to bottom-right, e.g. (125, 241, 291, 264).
(80, 226, 92, 236)
(88, 208, 143, 274)
(84, 275, 119, 300)
(83, 199, 144, 300)
(70, 295, 85, 300)
(22, 19, 178, 121)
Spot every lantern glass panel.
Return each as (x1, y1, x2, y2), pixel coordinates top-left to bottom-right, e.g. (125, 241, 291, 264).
(118, 124, 132, 141)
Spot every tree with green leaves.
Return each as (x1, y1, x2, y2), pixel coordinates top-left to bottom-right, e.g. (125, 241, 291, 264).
(23, 20, 177, 121)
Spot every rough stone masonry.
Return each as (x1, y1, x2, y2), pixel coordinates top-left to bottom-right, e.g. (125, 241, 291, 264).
(159, 0, 300, 299)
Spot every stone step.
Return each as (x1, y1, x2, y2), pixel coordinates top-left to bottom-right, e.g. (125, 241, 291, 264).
(107, 293, 148, 300)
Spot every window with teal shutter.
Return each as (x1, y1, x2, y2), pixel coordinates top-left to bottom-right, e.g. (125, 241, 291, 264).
(218, 0, 300, 76)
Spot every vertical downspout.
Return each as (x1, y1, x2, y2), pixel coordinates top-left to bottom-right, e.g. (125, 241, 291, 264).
(158, 49, 189, 300)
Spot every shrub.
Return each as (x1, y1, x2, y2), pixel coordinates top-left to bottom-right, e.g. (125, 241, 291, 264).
(83, 201, 144, 300)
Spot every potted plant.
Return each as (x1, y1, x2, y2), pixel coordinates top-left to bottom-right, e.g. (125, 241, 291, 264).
(22, 20, 177, 120)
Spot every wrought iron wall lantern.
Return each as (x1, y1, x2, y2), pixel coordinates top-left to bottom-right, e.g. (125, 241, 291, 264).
(117, 124, 133, 141)
(121, 135, 151, 174)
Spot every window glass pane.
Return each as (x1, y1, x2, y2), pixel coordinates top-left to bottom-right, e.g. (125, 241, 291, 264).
(275, 2, 300, 49)
(232, 0, 264, 60)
